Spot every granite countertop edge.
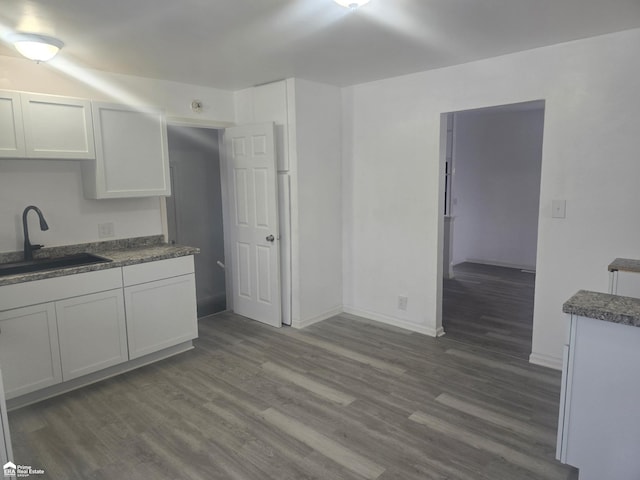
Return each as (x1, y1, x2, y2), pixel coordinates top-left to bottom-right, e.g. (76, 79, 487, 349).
(608, 257, 640, 273)
(0, 236, 200, 287)
(563, 290, 640, 327)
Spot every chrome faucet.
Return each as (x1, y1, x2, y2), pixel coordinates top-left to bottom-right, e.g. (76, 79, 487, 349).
(22, 206, 49, 261)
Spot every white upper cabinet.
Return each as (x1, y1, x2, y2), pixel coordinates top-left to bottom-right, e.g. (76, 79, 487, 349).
(21, 93, 95, 159)
(83, 102, 171, 198)
(0, 90, 94, 159)
(0, 90, 26, 158)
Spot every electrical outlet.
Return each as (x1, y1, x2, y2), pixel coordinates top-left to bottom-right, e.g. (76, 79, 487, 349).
(98, 222, 115, 238)
(398, 295, 408, 311)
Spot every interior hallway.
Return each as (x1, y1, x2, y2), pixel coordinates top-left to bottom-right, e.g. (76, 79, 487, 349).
(8, 311, 575, 479)
(443, 262, 535, 360)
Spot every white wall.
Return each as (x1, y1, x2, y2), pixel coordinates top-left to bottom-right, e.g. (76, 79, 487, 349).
(0, 55, 235, 253)
(451, 108, 544, 270)
(342, 28, 640, 367)
(292, 79, 343, 326)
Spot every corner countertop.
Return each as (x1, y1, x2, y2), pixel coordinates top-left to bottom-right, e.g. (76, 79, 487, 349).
(608, 258, 640, 273)
(0, 235, 199, 287)
(563, 290, 640, 327)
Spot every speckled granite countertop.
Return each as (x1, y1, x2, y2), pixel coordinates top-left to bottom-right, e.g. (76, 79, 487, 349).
(563, 290, 640, 327)
(608, 258, 640, 273)
(0, 235, 199, 287)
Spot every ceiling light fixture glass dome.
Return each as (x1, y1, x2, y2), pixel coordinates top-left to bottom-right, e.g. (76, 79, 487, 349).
(8, 33, 64, 63)
(334, 0, 371, 9)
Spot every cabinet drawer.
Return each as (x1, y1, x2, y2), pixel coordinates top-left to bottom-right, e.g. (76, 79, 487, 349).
(0, 267, 122, 312)
(122, 256, 194, 286)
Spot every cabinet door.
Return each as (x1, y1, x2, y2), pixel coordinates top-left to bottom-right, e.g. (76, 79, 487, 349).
(85, 102, 171, 198)
(0, 368, 13, 467)
(56, 289, 128, 381)
(124, 274, 197, 359)
(615, 271, 640, 298)
(21, 93, 95, 159)
(0, 90, 26, 158)
(0, 304, 62, 399)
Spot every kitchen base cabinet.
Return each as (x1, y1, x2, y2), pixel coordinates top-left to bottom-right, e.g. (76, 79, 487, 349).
(0, 254, 198, 407)
(0, 304, 62, 399)
(56, 289, 128, 381)
(0, 368, 13, 469)
(557, 314, 640, 480)
(124, 258, 198, 359)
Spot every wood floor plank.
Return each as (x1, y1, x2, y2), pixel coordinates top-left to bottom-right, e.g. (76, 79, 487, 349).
(261, 361, 356, 406)
(260, 407, 386, 480)
(282, 330, 407, 375)
(408, 410, 568, 479)
(436, 392, 556, 445)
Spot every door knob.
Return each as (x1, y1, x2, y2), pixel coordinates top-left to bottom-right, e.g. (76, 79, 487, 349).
(266, 235, 275, 242)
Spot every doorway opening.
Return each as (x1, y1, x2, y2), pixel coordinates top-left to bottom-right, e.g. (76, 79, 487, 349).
(440, 100, 545, 359)
(166, 125, 226, 318)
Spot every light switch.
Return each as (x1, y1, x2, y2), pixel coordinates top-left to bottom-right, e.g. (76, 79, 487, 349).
(552, 200, 566, 219)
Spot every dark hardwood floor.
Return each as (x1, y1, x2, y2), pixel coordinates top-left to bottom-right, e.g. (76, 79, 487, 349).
(8, 310, 576, 479)
(443, 262, 535, 360)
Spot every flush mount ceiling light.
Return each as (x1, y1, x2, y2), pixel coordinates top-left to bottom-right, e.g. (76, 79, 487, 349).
(334, 0, 371, 9)
(9, 33, 64, 62)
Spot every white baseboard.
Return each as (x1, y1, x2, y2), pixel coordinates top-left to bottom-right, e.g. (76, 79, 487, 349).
(529, 352, 563, 371)
(462, 258, 536, 272)
(292, 306, 343, 329)
(343, 306, 442, 337)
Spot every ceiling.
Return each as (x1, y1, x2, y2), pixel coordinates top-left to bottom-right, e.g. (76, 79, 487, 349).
(1, 0, 640, 91)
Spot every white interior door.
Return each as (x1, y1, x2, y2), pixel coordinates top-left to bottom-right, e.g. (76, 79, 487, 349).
(224, 123, 281, 327)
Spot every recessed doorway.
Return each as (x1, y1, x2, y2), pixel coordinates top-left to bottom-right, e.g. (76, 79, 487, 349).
(166, 125, 226, 317)
(441, 101, 545, 359)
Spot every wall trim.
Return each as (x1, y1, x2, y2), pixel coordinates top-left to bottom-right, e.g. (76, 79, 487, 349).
(529, 351, 562, 371)
(292, 305, 343, 329)
(343, 306, 442, 337)
(458, 258, 536, 272)
(166, 116, 234, 129)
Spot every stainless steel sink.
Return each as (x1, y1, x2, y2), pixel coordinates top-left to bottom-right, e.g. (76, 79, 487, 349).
(0, 253, 112, 277)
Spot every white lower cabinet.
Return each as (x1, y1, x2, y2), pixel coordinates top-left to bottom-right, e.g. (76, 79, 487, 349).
(0, 255, 198, 403)
(0, 367, 13, 468)
(0, 303, 62, 398)
(610, 270, 640, 297)
(124, 257, 198, 359)
(56, 289, 128, 381)
(557, 315, 640, 480)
